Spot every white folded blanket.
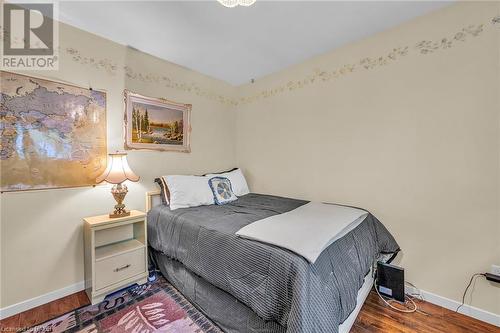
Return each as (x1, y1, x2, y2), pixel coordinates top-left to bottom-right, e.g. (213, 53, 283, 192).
(236, 202, 368, 263)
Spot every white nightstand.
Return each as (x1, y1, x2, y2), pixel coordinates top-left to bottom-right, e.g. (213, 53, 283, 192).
(83, 210, 148, 304)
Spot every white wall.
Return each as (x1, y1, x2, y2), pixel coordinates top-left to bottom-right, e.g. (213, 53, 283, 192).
(1, 1, 499, 322)
(0, 22, 236, 309)
(235, 2, 500, 316)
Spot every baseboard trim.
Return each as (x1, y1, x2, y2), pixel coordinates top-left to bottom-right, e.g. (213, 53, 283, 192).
(0, 281, 85, 320)
(406, 286, 500, 327)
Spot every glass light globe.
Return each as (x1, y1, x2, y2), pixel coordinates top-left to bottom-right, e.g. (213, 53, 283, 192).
(217, 0, 256, 8)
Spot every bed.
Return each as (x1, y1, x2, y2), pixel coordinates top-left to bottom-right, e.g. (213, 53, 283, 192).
(146, 191, 399, 333)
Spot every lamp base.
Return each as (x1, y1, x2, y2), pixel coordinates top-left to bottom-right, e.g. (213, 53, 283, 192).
(109, 211, 130, 218)
(109, 183, 130, 218)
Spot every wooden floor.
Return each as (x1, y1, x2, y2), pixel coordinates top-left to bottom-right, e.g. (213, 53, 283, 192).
(352, 291, 499, 333)
(1, 288, 498, 332)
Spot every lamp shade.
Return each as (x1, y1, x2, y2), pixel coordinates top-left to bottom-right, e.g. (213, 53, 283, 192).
(96, 152, 139, 184)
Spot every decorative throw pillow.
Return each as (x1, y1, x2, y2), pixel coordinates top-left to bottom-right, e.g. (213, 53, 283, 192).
(205, 168, 250, 197)
(209, 177, 238, 205)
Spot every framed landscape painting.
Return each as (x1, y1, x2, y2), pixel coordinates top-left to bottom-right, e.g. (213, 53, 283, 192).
(124, 90, 191, 152)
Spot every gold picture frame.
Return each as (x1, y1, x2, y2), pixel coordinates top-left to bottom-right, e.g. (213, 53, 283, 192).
(124, 90, 191, 152)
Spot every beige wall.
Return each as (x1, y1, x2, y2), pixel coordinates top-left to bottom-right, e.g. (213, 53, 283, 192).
(235, 2, 500, 315)
(0, 23, 236, 308)
(1, 0, 499, 320)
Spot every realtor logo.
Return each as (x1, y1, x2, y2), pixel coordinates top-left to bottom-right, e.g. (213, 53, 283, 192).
(1, 2, 58, 69)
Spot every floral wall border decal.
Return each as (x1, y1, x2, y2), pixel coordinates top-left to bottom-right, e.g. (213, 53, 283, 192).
(414, 24, 483, 54)
(65, 48, 118, 74)
(237, 19, 495, 105)
(61, 48, 237, 106)
(123, 66, 236, 106)
(1, 16, 496, 107)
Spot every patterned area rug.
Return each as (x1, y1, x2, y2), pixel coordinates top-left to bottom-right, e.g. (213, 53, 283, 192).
(27, 274, 222, 333)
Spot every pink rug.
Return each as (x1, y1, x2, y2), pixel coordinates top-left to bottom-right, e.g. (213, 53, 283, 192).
(26, 275, 222, 333)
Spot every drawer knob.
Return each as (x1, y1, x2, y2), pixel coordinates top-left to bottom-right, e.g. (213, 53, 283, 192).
(114, 264, 131, 272)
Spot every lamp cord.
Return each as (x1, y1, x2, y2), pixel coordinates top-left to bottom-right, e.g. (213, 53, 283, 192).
(456, 273, 486, 313)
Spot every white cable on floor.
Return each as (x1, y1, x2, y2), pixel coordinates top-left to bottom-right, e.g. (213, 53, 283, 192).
(374, 281, 418, 313)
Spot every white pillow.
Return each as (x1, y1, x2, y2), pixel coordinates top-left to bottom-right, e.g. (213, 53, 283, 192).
(206, 168, 250, 196)
(163, 175, 214, 210)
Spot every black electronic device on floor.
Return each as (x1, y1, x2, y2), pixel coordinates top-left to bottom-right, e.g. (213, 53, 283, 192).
(376, 261, 405, 302)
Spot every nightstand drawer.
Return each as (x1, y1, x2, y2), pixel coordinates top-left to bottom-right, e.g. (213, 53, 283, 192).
(95, 247, 145, 290)
(84, 210, 148, 304)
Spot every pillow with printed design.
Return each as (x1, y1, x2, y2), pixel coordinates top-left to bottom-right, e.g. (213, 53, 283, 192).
(205, 168, 249, 197)
(209, 177, 238, 205)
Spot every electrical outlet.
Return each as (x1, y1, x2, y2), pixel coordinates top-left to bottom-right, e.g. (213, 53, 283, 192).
(491, 265, 500, 276)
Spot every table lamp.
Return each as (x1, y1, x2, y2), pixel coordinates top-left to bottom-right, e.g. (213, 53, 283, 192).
(96, 152, 139, 218)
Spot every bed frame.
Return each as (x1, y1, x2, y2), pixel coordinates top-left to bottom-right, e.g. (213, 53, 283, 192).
(144, 190, 370, 333)
(146, 190, 161, 212)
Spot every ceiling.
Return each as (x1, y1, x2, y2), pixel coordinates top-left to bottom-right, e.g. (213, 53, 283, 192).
(59, 1, 452, 86)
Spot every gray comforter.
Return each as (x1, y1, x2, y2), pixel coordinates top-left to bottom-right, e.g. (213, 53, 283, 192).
(148, 193, 399, 333)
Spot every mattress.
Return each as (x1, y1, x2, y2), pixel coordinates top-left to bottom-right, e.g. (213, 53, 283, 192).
(150, 249, 379, 333)
(147, 193, 400, 332)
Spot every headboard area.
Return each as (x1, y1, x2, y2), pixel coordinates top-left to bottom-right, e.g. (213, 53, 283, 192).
(146, 190, 162, 213)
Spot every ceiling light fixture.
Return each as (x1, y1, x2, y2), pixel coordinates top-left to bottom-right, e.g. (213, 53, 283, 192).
(217, 0, 256, 8)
